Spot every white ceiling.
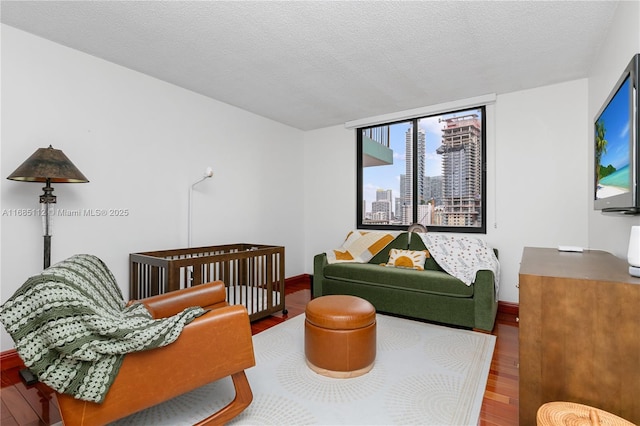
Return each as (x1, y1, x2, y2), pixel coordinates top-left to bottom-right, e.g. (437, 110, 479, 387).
(0, 1, 619, 131)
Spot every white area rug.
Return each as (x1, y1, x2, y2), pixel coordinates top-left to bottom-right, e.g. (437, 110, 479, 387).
(113, 314, 496, 425)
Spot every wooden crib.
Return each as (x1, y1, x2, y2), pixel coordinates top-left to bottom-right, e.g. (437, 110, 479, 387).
(129, 244, 286, 321)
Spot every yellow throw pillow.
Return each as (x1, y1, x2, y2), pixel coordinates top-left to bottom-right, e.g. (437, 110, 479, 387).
(384, 249, 429, 270)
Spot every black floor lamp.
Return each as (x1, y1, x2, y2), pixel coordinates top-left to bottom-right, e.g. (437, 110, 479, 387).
(6, 145, 89, 269)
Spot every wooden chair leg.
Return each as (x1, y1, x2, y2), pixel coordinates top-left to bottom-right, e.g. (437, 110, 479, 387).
(193, 371, 253, 426)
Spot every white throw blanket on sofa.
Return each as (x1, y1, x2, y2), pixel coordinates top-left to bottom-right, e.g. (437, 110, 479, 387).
(418, 233, 500, 298)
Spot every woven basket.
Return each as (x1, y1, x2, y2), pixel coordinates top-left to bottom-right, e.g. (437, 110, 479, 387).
(537, 402, 636, 426)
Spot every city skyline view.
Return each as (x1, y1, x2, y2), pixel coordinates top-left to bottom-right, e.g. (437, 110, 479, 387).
(361, 108, 483, 225)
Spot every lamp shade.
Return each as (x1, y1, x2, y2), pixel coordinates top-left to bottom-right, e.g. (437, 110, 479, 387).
(6, 145, 88, 183)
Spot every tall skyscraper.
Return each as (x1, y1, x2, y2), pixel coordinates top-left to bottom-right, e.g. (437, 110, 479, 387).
(424, 175, 443, 207)
(394, 197, 402, 221)
(436, 114, 482, 227)
(403, 126, 426, 224)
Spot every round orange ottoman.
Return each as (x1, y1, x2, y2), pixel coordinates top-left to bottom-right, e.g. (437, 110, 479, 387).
(304, 295, 376, 378)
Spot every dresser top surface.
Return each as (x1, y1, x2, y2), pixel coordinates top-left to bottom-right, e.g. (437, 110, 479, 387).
(520, 246, 640, 284)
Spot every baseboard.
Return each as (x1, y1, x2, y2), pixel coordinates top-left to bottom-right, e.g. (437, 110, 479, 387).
(285, 274, 310, 287)
(1, 349, 24, 372)
(497, 300, 519, 317)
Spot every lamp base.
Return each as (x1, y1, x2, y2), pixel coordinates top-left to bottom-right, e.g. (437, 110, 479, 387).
(629, 265, 640, 278)
(44, 234, 51, 269)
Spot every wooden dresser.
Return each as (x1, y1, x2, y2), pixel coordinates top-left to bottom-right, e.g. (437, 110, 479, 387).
(519, 247, 640, 426)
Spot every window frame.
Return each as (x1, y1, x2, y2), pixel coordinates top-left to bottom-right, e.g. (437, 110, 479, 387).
(356, 106, 487, 234)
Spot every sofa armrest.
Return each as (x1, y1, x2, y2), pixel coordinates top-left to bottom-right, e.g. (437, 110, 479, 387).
(313, 253, 329, 298)
(56, 304, 255, 426)
(139, 281, 228, 318)
(473, 269, 498, 331)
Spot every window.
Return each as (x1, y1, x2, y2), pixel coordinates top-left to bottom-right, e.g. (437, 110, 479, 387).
(357, 106, 486, 233)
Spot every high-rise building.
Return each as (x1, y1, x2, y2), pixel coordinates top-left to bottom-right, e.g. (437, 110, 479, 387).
(436, 114, 482, 227)
(394, 197, 403, 221)
(362, 126, 390, 147)
(424, 175, 443, 208)
(400, 173, 407, 205)
(402, 126, 426, 224)
(376, 189, 393, 203)
(371, 200, 391, 222)
(375, 189, 393, 221)
(417, 203, 431, 227)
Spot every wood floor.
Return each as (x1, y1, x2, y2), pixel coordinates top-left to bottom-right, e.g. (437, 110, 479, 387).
(1, 280, 519, 425)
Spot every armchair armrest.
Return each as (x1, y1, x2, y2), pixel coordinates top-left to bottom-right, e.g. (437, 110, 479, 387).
(140, 281, 228, 318)
(57, 304, 255, 426)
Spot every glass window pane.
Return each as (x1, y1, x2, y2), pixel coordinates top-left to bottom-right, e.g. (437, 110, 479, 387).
(418, 108, 483, 228)
(361, 121, 411, 225)
(358, 106, 485, 233)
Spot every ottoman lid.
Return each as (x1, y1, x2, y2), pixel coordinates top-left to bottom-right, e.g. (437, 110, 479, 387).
(305, 295, 376, 330)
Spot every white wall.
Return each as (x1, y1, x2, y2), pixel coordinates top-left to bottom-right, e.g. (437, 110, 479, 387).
(0, 25, 305, 351)
(303, 125, 358, 263)
(303, 80, 590, 304)
(493, 80, 590, 299)
(587, 0, 640, 256)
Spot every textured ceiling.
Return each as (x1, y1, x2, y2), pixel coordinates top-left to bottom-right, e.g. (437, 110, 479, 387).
(0, 1, 619, 130)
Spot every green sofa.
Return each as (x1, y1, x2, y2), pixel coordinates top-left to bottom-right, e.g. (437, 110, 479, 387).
(313, 232, 498, 332)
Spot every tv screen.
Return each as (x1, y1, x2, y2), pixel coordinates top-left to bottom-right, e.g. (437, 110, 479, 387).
(594, 53, 639, 214)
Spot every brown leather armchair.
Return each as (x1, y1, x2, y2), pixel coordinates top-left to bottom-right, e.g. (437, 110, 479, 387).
(55, 281, 256, 426)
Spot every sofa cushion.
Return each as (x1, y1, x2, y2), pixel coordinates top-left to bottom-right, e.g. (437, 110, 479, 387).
(323, 263, 474, 298)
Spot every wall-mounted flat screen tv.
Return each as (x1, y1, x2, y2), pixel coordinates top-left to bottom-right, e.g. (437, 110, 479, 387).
(594, 53, 639, 214)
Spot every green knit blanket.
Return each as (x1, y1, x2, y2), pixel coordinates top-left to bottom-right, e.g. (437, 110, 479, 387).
(0, 254, 205, 403)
